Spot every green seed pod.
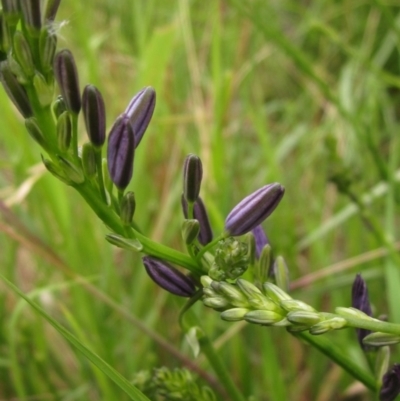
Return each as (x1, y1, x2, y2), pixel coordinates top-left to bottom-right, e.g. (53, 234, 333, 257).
(13, 31, 35, 77)
(104, 233, 143, 252)
(287, 311, 321, 326)
(244, 310, 284, 325)
(182, 219, 200, 245)
(56, 111, 72, 152)
(363, 332, 400, 347)
(81, 142, 97, 178)
(120, 191, 136, 226)
(220, 308, 250, 322)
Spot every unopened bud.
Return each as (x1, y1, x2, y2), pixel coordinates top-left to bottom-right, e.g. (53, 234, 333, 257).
(182, 219, 200, 245)
(0, 60, 32, 117)
(120, 191, 136, 226)
(287, 311, 321, 326)
(252, 225, 269, 259)
(33, 72, 54, 107)
(107, 114, 135, 190)
(56, 111, 72, 152)
(142, 256, 196, 297)
(82, 84, 106, 147)
(42, 156, 71, 185)
(25, 117, 46, 148)
(225, 183, 285, 236)
(44, 0, 62, 22)
(262, 282, 292, 304)
(244, 310, 284, 325)
(54, 49, 81, 113)
(52, 95, 67, 119)
(280, 299, 316, 313)
(257, 244, 272, 285)
(183, 154, 203, 203)
(211, 281, 249, 307)
(363, 332, 400, 347)
(105, 233, 143, 252)
(309, 317, 347, 335)
(13, 31, 35, 77)
(81, 143, 97, 178)
(203, 297, 230, 309)
(272, 256, 290, 292)
(39, 29, 57, 74)
(57, 156, 85, 184)
(19, 0, 41, 36)
(376, 346, 390, 384)
(220, 308, 250, 322)
(124, 86, 156, 147)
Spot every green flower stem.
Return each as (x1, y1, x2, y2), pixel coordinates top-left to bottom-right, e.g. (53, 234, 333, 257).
(187, 311, 247, 401)
(74, 184, 202, 274)
(296, 332, 377, 391)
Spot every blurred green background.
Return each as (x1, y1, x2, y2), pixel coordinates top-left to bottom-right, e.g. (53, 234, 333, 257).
(1, 0, 400, 400)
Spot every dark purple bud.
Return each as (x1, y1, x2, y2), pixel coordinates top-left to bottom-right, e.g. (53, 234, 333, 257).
(182, 195, 213, 245)
(142, 256, 196, 297)
(43, 0, 62, 22)
(352, 274, 373, 349)
(0, 61, 32, 117)
(380, 364, 400, 401)
(225, 183, 285, 236)
(124, 86, 156, 147)
(82, 84, 106, 147)
(19, 0, 41, 35)
(252, 225, 269, 259)
(107, 114, 135, 190)
(54, 49, 81, 114)
(183, 154, 203, 203)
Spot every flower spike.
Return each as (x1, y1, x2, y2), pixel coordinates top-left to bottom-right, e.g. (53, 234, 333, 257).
(225, 183, 285, 236)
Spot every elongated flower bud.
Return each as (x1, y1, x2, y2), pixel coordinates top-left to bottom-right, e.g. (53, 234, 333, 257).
(39, 29, 57, 74)
(183, 154, 202, 203)
(82, 143, 97, 178)
(107, 114, 135, 190)
(13, 31, 35, 77)
(0, 61, 32, 117)
(25, 117, 46, 148)
(252, 225, 269, 259)
(181, 195, 213, 245)
(82, 84, 106, 147)
(225, 183, 285, 236)
(124, 86, 156, 147)
(54, 49, 81, 113)
(120, 191, 136, 226)
(44, 0, 62, 22)
(352, 274, 373, 350)
(19, 0, 41, 36)
(142, 256, 196, 297)
(56, 111, 72, 151)
(380, 364, 400, 401)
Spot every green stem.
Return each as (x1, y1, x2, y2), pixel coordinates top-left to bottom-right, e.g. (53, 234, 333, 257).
(296, 332, 377, 391)
(187, 311, 247, 401)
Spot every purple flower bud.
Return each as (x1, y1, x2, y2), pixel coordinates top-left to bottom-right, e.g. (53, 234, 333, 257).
(54, 49, 81, 114)
(380, 364, 400, 401)
(142, 256, 196, 297)
(181, 195, 213, 245)
(19, 0, 41, 34)
(82, 84, 106, 147)
(0, 61, 33, 118)
(107, 114, 135, 190)
(124, 86, 156, 147)
(352, 274, 372, 349)
(251, 225, 269, 259)
(225, 183, 285, 236)
(183, 154, 203, 203)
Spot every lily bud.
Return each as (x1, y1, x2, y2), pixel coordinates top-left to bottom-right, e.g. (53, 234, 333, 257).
(105, 234, 142, 252)
(181, 195, 213, 245)
(252, 225, 269, 259)
(182, 219, 200, 245)
(81, 143, 97, 178)
(57, 156, 85, 184)
(220, 308, 250, 322)
(183, 154, 203, 203)
(0, 61, 32, 117)
(56, 111, 72, 152)
(280, 299, 316, 313)
(244, 310, 284, 325)
(142, 256, 196, 297)
(107, 114, 135, 190)
(124, 86, 156, 147)
(309, 317, 347, 335)
(13, 31, 35, 77)
(263, 282, 292, 303)
(82, 84, 106, 147)
(380, 364, 400, 401)
(203, 297, 230, 309)
(44, 0, 62, 22)
(52, 95, 67, 119)
(33, 72, 54, 107)
(19, 0, 41, 36)
(363, 332, 400, 347)
(39, 29, 57, 74)
(286, 311, 321, 326)
(54, 49, 81, 113)
(1, 0, 19, 25)
(120, 191, 136, 226)
(225, 183, 285, 236)
(272, 256, 290, 292)
(352, 274, 373, 349)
